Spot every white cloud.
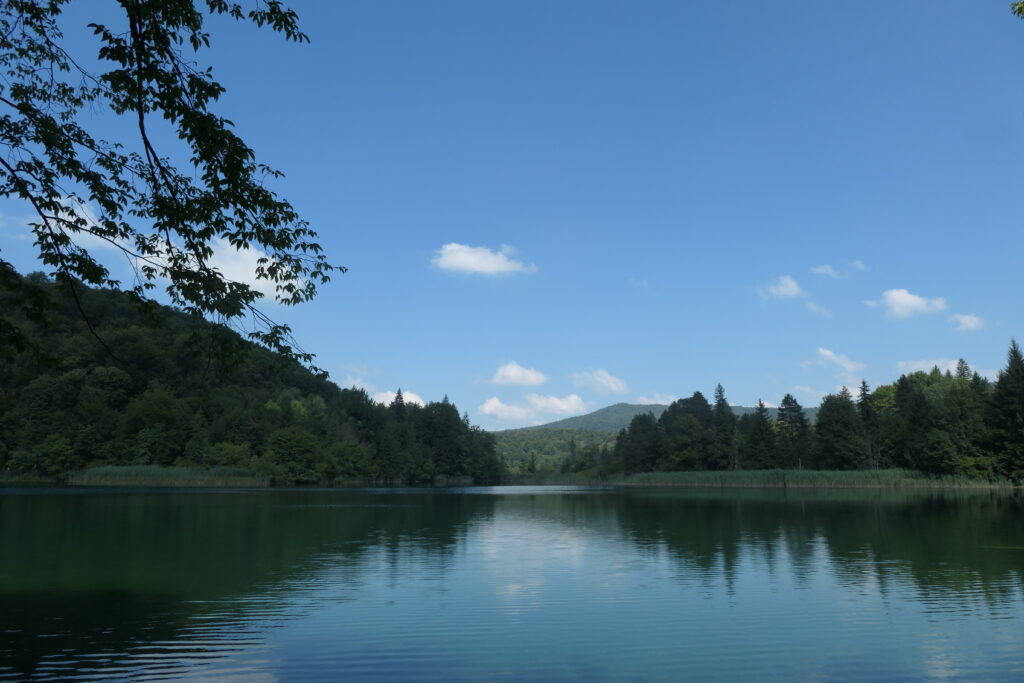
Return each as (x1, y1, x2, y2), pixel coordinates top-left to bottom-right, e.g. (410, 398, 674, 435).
(818, 347, 866, 374)
(206, 237, 280, 298)
(342, 376, 375, 392)
(491, 361, 548, 386)
(636, 393, 678, 405)
(526, 393, 586, 415)
(812, 261, 865, 279)
(759, 274, 805, 299)
(478, 393, 587, 422)
(806, 301, 831, 317)
(372, 390, 425, 406)
(817, 347, 867, 384)
(811, 264, 841, 279)
(874, 289, 947, 319)
(571, 369, 629, 395)
(949, 313, 985, 332)
(479, 397, 535, 421)
(432, 243, 536, 275)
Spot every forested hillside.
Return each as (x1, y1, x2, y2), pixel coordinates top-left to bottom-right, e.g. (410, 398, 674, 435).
(494, 428, 616, 473)
(590, 355, 1024, 482)
(0, 272, 502, 485)
(496, 402, 818, 473)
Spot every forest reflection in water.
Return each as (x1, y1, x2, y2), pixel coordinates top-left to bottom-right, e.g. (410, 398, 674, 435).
(1, 486, 1022, 680)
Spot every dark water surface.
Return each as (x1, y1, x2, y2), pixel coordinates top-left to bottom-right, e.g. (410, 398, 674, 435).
(1, 486, 1023, 680)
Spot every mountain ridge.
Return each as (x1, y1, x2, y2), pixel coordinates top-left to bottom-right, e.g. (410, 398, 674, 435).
(498, 401, 819, 434)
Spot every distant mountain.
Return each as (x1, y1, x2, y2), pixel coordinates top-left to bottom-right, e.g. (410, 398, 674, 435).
(492, 402, 821, 471)
(504, 402, 819, 434)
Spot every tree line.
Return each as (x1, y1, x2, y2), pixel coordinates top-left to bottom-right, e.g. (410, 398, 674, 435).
(0, 272, 502, 485)
(565, 343, 1024, 482)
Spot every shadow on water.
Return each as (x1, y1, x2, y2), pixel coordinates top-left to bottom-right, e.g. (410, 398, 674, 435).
(0, 489, 496, 680)
(1, 486, 1023, 679)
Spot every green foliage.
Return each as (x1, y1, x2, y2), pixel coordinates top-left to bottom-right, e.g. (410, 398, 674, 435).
(493, 427, 615, 473)
(0, 272, 502, 485)
(603, 348, 1021, 483)
(0, 0, 336, 365)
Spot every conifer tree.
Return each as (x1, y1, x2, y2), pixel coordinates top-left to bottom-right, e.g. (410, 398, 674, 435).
(992, 339, 1024, 481)
(709, 384, 738, 470)
(776, 393, 811, 470)
(857, 381, 881, 470)
(816, 388, 864, 469)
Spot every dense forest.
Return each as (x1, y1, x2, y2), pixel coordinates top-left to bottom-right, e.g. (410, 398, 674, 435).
(580, 350, 1024, 482)
(495, 428, 616, 473)
(494, 403, 821, 473)
(0, 272, 503, 485)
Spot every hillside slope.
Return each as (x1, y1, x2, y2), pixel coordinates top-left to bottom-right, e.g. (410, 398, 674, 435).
(521, 402, 818, 433)
(0, 272, 501, 485)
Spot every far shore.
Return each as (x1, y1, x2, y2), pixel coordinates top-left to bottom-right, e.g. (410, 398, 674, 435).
(2, 465, 1019, 490)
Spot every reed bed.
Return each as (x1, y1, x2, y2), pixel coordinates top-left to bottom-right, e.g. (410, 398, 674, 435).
(614, 469, 1014, 489)
(68, 465, 269, 487)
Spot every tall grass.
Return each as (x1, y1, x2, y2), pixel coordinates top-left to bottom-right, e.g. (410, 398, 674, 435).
(613, 469, 1014, 489)
(68, 465, 269, 487)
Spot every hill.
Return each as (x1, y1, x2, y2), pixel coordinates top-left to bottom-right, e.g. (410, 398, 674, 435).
(520, 402, 818, 433)
(493, 402, 819, 472)
(0, 271, 501, 485)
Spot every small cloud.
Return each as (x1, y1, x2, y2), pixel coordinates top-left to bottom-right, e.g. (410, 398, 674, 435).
(760, 401, 778, 409)
(811, 265, 841, 279)
(812, 261, 865, 279)
(527, 393, 587, 415)
(759, 274, 805, 300)
(491, 361, 548, 386)
(432, 243, 536, 275)
(207, 237, 280, 299)
(628, 278, 649, 288)
(479, 396, 535, 421)
(817, 347, 867, 384)
(806, 302, 832, 317)
(571, 369, 629, 395)
(864, 299, 879, 308)
(478, 393, 587, 422)
(636, 393, 678, 405)
(373, 390, 425, 406)
(876, 289, 947, 319)
(949, 313, 984, 332)
(342, 376, 375, 392)
(818, 347, 867, 374)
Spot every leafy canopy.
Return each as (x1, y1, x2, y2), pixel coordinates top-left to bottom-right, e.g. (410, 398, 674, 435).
(0, 0, 338, 365)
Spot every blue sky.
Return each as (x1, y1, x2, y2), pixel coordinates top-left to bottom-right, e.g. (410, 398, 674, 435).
(2, 1, 1024, 429)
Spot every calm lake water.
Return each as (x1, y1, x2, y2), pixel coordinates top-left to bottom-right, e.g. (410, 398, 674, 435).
(1, 486, 1023, 681)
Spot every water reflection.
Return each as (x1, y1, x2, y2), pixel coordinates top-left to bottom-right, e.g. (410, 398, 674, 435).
(1, 487, 1022, 680)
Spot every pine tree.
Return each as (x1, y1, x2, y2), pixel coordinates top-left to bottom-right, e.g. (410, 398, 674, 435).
(776, 393, 811, 470)
(857, 381, 881, 470)
(816, 388, 865, 469)
(709, 384, 739, 470)
(992, 339, 1024, 481)
(739, 400, 776, 469)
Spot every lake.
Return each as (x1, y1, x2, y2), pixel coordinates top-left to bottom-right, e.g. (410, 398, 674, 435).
(1, 486, 1023, 680)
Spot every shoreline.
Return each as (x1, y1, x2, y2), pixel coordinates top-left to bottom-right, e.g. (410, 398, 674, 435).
(2, 466, 1018, 490)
